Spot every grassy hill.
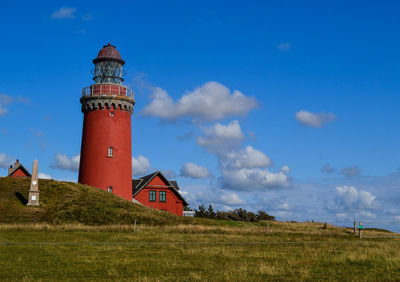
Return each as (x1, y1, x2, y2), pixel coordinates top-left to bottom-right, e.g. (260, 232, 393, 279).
(0, 177, 195, 225)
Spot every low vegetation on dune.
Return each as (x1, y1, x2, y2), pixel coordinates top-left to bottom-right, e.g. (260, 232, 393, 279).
(0, 177, 198, 225)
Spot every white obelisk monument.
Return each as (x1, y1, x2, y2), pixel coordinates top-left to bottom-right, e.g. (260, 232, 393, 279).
(27, 159, 39, 207)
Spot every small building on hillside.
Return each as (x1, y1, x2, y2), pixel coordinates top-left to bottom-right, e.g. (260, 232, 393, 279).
(8, 160, 31, 179)
(132, 171, 188, 216)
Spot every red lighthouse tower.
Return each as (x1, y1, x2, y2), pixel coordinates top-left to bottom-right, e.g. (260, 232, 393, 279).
(78, 43, 135, 201)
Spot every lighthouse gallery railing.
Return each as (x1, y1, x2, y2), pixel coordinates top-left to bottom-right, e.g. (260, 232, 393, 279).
(82, 84, 134, 100)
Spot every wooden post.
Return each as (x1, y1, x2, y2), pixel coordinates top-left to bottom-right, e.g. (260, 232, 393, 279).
(358, 221, 363, 239)
(134, 219, 137, 235)
(267, 221, 269, 234)
(354, 221, 357, 235)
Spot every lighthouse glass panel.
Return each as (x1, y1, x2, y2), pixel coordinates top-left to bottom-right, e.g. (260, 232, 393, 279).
(94, 61, 123, 84)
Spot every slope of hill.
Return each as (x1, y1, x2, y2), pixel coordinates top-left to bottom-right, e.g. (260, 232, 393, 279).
(0, 177, 192, 225)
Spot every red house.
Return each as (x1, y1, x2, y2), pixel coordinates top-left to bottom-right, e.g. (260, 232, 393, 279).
(8, 160, 31, 178)
(132, 171, 188, 216)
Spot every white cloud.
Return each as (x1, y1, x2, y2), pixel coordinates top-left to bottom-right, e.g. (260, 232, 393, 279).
(180, 162, 211, 179)
(142, 81, 258, 122)
(295, 110, 336, 128)
(336, 186, 358, 207)
(358, 191, 376, 208)
(51, 7, 76, 19)
(335, 185, 376, 209)
(273, 210, 293, 219)
(276, 43, 291, 51)
(196, 120, 244, 152)
(0, 153, 12, 168)
(248, 131, 256, 140)
(220, 167, 290, 190)
(0, 105, 8, 116)
(220, 193, 246, 205)
(322, 164, 335, 174)
(14, 96, 30, 104)
(177, 131, 194, 141)
(213, 141, 289, 191)
(280, 165, 290, 174)
(0, 94, 30, 116)
(161, 169, 176, 179)
(0, 94, 14, 105)
(51, 154, 80, 171)
(38, 173, 52, 179)
(0, 94, 30, 105)
(81, 13, 93, 21)
(341, 165, 361, 178)
(29, 128, 44, 137)
(132, 155, 151, 176)
(220, 146, 271, 169)
(275, 202, 290, 211)
(179, 168, 400, 231)
(195, 126, 290, 191)
(358, 211, 376, 219)
(336, 213, 348, 219)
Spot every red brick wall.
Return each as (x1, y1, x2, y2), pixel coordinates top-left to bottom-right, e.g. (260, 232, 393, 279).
(79, 105, 132, 201)
(134, 176, 183, 216)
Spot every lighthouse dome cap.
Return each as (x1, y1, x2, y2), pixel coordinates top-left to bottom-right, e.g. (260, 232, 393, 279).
(93, 43, 125, 65)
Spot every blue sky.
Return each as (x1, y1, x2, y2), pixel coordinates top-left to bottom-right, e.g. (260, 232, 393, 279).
(1, 0, 400, 230)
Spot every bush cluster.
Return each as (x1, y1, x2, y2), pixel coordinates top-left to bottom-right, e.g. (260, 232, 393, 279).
(194, 204, 275, 222)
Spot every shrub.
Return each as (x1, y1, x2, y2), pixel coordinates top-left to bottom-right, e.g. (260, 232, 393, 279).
(195, 204, 275, 222)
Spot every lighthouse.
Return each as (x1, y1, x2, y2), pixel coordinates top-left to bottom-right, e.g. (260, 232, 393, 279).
(78, 43, 135, 201)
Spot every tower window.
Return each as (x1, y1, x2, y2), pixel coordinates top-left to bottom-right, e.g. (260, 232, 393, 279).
(149, 190, 156, 202)
(108, 186, 113, 193)
(108, 147, 114, 157)
(159, 191, 166, 202)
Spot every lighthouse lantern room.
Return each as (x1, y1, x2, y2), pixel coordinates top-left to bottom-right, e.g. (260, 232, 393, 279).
(78, 43, 135, 201)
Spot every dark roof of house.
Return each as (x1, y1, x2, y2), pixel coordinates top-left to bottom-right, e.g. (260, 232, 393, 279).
(132, 179, 143, 193)
(132, 171, 188, 206)
(170, 181, 179, 191)
(8, 163, 31, 177)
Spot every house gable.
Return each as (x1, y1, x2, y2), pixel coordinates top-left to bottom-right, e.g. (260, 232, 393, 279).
(147, 175, 169, 187)
(10, 168, 29, 178)
(132, 171, 188, 216)
(8, 162, 31, 178)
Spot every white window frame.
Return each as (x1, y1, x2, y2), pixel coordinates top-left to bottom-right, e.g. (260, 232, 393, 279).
(108, 186, 113, 193)
(108, 147, 114, 157)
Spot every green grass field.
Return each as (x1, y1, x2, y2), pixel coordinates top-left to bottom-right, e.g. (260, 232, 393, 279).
(1, 223, 400, 281)
(1, 177, 400, 280)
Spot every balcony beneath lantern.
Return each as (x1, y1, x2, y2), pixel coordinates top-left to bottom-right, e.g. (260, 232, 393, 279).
(82, 84, 134, 101)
